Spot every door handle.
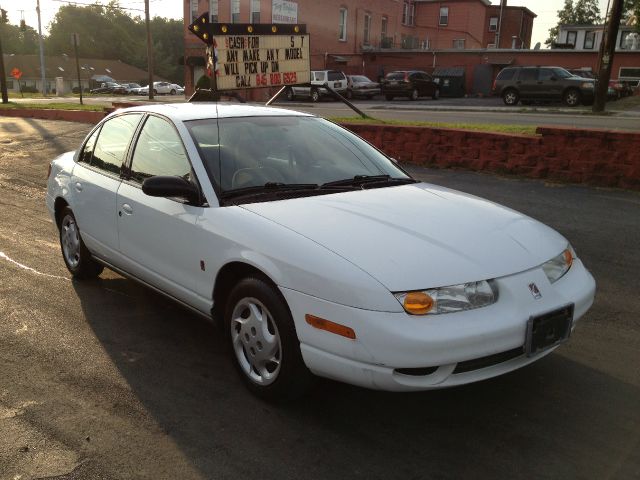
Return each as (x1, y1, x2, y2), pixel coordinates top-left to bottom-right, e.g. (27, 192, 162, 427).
(121, 203, 133, 215)
(74, 182, 83, 192)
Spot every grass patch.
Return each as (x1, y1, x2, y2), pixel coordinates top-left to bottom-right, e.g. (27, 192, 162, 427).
(0, 101, 105, 112)
(331, 116, 538, 136)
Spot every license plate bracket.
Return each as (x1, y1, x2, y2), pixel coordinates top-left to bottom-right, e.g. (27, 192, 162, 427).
(334, 82, 341, 88)
(525, 304, 574, 357)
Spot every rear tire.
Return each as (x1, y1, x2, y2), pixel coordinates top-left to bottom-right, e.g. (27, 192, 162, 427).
(432, 88, 440, 100)
(170, 89, 176, 95)
(346, 89, 353, 99)
(58, 207, 103, 279)
(502, 89, 519, 106)
(225, 276, 313, 401)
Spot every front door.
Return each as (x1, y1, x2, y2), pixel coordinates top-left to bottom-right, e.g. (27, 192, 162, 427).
(116, 114, 206, 308)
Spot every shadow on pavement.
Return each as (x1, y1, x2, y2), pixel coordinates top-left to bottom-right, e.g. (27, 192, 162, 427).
(72, 274, 640, 480)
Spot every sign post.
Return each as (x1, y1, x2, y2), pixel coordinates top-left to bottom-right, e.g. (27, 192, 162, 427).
(11, 68, 23, 98)
(188, 13, 310, 99)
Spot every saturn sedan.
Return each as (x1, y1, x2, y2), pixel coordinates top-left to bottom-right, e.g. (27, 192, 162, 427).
(46, 103, 596, 400)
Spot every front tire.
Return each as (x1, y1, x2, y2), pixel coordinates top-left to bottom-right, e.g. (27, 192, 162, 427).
(58, 207, 103, 279)
(310, 88, 320, 102)
(410, 88, 419, 101)
(286, 87, 295, 101)
(225, 276, 312, 401)
(563, 88, 581, 107)
(432, 88, 440, 100)
(170, 89, 176, 95)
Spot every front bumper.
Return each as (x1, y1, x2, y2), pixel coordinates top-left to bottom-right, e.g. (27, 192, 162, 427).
(280, 259, 595, 391)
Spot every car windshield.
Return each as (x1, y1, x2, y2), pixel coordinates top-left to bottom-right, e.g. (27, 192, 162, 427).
(552, 68, 574, 79)
(386, 72, 406, 80)
(351, 76, 371, 82)
(186, 116, 411, 202)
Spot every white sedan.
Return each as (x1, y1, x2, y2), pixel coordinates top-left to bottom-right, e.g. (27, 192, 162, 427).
(46, 104, 596, 400)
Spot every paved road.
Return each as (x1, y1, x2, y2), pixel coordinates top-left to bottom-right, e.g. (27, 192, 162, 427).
(0, 117, 639, 479)
(14, 95, 640, 130)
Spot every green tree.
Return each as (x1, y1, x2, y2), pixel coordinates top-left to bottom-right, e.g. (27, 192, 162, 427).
(0, 22, 40, 54)
(546, 0, 577, 46)
(624, 0, 640, 32)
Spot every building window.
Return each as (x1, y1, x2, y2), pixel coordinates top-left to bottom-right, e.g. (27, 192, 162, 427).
(190, 0, 198, 22)
(584, 31, 595, 49)
(231, 0, 240, 23)
(439, 6, 449, 26)
(363, 13, 372, 45)
(381, 16, 388, 37)
(210, 0, 219, 22)
(402, 1, 415, 26)
(339, 8, 347, 41)
(453, 38, 465, 49)
(619, 31, 633, 49)
(566, 31, 577, 47)
(251, 0, 260, 23)
(489, 16, 498, 32)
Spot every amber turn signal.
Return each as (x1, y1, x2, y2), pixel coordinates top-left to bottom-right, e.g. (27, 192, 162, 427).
(305, 314, 356, 339)
(403, 291, 434, 315)
(564, 249, 573, 268)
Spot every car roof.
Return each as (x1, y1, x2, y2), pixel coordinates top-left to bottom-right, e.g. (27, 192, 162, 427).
(113, 103, 315, 122)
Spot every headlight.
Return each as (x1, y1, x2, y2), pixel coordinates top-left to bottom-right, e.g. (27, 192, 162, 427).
(394, 280, 498, 315)
(542, 247, 573, 284)
(582, 82, 595, 89)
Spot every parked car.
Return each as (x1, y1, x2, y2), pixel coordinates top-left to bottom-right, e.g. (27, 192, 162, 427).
(46, 103, 596, 400)
(170, 84, 185, 95)
(381, 71, 440, 101)
(286, 70, 348, 102)
(493, 66, 595, 107)
(135, 82, 177, 95)
(346, 75, 380, 99)
(89, 82, 122, 94)
(113, 83, 142, 95)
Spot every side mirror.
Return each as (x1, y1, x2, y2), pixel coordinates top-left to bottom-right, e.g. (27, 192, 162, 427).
(142, 175, 200, 204)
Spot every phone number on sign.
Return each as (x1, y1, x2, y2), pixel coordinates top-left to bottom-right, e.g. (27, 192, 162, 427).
(255, 72, 298, 86)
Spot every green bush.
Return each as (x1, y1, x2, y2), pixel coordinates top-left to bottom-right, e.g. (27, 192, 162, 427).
(196, 75, 212, 90)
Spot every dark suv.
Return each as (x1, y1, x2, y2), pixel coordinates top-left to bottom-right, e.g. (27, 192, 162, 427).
(493, 66, 595, 107)
(382, 71, 439, 101)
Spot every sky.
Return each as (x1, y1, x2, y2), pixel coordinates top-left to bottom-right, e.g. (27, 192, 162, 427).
(7, 0, 612, 49)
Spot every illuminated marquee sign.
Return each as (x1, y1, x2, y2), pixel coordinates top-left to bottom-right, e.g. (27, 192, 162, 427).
(188, 14, 310, 91)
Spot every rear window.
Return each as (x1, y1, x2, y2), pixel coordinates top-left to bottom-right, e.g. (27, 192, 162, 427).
(328, 71, 345, 81)
(496, 68, 516, 81)
(386, 72, 406, 80)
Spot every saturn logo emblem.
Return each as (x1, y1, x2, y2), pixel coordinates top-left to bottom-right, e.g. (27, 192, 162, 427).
(529, 283, 542, 299)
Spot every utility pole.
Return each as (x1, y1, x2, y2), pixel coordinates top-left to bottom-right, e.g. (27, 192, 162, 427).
(145, 0, 154, 100)
(0, 9, 8, 104)
(72, 33, 83, 105)
(36, 0, 46, 95)
(593, 0, 624, 112)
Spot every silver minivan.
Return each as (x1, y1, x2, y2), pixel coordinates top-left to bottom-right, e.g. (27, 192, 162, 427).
(287, 70, 348, 102)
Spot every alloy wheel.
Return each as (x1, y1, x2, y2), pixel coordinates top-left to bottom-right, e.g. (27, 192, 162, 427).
(61, 215, 81, 269)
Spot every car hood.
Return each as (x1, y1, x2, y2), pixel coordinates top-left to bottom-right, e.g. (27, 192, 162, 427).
(240, 183, 567, 292)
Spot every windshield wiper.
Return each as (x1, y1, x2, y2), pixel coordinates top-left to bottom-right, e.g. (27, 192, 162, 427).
(321, 175, 417, 188)
(220, 182, 322, 201)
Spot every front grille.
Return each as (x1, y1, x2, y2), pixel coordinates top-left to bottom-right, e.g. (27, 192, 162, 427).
(453, 346, 524, 374)
(395, 366, 438, 376)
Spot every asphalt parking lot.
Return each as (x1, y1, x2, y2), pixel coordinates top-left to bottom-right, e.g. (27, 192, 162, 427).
(0, 117, 639, 480)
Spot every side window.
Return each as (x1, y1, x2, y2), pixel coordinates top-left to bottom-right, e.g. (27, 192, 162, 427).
(92, 114, 142, 175)
(496, 68, 516, 81)
(538, 68, 554, 81)
(79, 127, 100, 164)
(130, 116, 191, 184)
(328, 71, 344, 81)
(518, 68, 538, 82)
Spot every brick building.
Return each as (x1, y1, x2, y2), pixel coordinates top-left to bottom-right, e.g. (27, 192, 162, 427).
(182, 0, 535, 96)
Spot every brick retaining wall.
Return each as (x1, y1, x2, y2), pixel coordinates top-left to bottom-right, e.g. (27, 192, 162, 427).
(342, 123, 640, 190)
(0, 107, 637, 189)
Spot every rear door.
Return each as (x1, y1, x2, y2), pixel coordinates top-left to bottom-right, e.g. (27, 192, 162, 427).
(70, 114, 143, 262)
(516, 68, 539, 99)
(116, 114, 206, 306)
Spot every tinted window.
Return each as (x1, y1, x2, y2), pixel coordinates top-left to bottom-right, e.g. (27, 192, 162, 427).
(538, 68, 555, 81)
(313, 71, 325, 81)
(518, 68, 538, 82)
(130, 116, 191, 184)
(328, 71, 345, 81)
(79, 128, 99, 164)
(92, 114, 142, 175)
(496, 68, 516, 81)
(552, 67, 573, 79)
(386, 72, 406, 80)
